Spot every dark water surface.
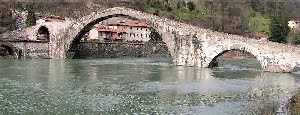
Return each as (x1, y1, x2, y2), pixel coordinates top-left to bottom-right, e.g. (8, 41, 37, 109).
(0, 58, 299, 114)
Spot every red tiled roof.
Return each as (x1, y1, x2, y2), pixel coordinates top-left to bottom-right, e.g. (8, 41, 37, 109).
(45, 17, 65, 22)
(96, 26, 126, 33)
(108, 22, 150, 28)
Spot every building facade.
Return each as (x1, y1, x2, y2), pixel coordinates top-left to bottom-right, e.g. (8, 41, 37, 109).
(108, 22, 151, 42)
(88, 26, 126, 42)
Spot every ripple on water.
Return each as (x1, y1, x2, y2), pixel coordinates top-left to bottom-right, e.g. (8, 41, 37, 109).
(0, 59, 299, 114)
(0, 78, 126, 114)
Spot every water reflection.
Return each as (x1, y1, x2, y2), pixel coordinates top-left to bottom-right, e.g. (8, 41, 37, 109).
(0, 59, 298, 114)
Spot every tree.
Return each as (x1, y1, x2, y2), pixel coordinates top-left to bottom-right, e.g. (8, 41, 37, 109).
(268, 1, 290, 43)
(177, 1, 186, 9)
(187, 1, 195, 11)
(25, 5, 36, 27)
(177, 1, 181, 9)
(150, 28, 162, 41)
(153, 10, 160, 16)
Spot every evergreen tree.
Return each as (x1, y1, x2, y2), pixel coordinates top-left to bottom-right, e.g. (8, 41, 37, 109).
(153, 10, 160, 16)
(25, 5, 36, 27)
(150, 28, 162, 41)
(268, 1, 290, 43)
(187, 1, 195, 11)
(177, 1, 181, 9)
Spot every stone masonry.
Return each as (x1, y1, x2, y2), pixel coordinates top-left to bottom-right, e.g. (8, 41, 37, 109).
(73, 42, 171, 59)
(1, 7, 300, 72)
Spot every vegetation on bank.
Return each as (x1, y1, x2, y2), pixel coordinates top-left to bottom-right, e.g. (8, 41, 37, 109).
(0, 0, 300, 44)
(25, 5, 36, 27)
(132, 0, 299, 44)
(290, 91, 300, 114)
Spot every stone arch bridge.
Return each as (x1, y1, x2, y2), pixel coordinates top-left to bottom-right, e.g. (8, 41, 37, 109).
(1, 7, 300, 72)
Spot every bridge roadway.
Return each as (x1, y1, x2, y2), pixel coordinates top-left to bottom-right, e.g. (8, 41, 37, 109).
(0, 7, 299, 72)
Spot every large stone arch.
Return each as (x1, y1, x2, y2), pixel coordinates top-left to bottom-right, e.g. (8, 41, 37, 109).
(69, 14, 138, 50)
(51, 7, 182, 59)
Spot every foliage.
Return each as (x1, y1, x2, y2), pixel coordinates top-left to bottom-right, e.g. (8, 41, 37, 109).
(290, 91, 300, 114)
(153, 10, 160, 16)
(3, 0, 299, 41)
(177, 1, 181, 9)
(176, 1, 186, 9)
(268, 1, 290, 43)
(187, 1, 195, 11)
(25, 5, 36, 27)
(150, 28, 162, 41)
(248, 12, 271, 36)
(290, 32, 300, 45)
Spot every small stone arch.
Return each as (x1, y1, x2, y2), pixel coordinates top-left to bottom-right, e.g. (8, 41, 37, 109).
(37, 26, 50, 41)
(0, 43, 19, 59)
(205, 44, 263, 69)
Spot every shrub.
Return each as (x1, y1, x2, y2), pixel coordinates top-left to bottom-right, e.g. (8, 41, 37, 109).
(187, 1, 195, 11)
(25, 5, 36, 27)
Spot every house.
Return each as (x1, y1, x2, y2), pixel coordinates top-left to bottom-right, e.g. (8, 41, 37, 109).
(108, 22, 151, 42)
(45, 17, 65, 22)
(88, 26, 126, 42)
(36, 17, 65, 24)
(288, 20, 300, 31)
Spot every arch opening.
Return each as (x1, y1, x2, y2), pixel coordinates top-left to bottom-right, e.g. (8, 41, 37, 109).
(0, 44, 15, 58)
(37, 26, 50, 41)
(68, 14, 170, 59)
(208, 49, 262, 70)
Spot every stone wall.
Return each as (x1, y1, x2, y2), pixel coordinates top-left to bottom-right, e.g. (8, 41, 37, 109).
(4, 41, 49, 59)
(73, 42, 171, 59)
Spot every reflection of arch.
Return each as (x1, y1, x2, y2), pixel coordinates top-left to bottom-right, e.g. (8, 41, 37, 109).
(206, 44, 263, 69)
(37, 26, 50, 40)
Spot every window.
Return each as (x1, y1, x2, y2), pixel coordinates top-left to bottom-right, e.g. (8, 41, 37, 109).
(137, 27, 138, 30)
(141, 28, 142, 30)
(130, 33, 132, 37)
(130, 27, 132, 29)
(146, 29, 148, 31)
(141, 34, 143, 38)
(133, 34, 135, 37)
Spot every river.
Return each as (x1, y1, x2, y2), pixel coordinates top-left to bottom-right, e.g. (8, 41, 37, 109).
(0, 58, 299, 114)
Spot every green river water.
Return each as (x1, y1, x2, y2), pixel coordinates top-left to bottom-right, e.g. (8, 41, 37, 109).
(0, 58, 299, 114)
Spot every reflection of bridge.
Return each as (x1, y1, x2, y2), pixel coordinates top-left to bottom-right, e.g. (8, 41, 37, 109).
(1, 7, 300, 72)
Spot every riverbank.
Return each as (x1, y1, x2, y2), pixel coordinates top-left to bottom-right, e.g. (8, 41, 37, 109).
(290, 91, 300, 114)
